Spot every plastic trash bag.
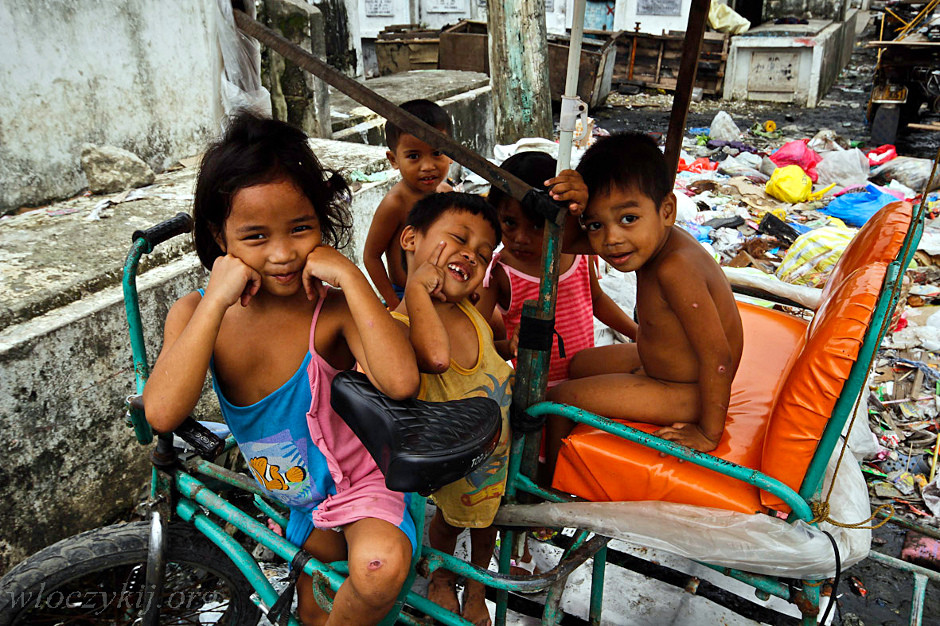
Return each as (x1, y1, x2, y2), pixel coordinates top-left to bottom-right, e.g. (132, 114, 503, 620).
(871, 156, 940, 193)
(821, 184, 897, 227)
(766, 165, 833, 203)
(816, 148, 870, 188)
(807, 129, 849, 153)
(707, 1, 751, 34)
(776, 225, 856, 287)
(216, 0, 271, 117)
(674, 192, 698, 223)
(709, 110, 741, 142)
(866, 144, 897, 167)
(770, 140, 823, 182)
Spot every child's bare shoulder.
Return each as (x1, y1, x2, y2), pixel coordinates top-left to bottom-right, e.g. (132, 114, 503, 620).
(656, 228, 721, 281)
(376, 181, 412, 217)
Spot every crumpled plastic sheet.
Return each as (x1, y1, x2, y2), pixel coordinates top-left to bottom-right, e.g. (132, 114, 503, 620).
(723, 266, 823, 309)
(216, 0, 271, 117)
(495, 441, 871, 579)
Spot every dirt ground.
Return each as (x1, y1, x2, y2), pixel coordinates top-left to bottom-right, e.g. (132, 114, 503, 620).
(591, 17, 939, 162)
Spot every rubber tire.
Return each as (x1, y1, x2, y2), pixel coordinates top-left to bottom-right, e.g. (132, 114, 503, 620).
(870, 104, 900, 146)
(0, 521, 262, 625)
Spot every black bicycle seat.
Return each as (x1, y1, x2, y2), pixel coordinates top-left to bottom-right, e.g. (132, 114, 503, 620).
(330, 371, 501, 496)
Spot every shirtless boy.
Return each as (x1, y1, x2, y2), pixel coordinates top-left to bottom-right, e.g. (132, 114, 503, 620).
(547, 132, 744, 461)
(364, 99, 453, 309)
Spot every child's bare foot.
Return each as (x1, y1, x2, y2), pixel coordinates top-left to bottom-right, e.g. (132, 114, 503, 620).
(461, 580, 492, 626)
(427, 570, 459, 615)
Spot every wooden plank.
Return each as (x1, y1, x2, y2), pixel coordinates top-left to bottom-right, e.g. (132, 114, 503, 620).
(909, 123, 940, 131)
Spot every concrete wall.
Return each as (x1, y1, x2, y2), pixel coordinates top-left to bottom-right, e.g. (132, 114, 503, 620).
(764, 0, 849, 21)
(0, 1, 224, 212)
(612, 0, 693, 35)
(723, 11, 857, 108)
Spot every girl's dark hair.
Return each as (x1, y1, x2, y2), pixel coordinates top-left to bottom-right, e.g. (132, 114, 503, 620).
(576, 132, 670, 208)
(193, 110, 353, 269)
(407, 192, 501, 245)
(487, 151, 557, 227)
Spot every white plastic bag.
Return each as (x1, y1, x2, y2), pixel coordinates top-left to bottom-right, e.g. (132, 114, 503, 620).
(494, 446, 871, 578)
(216, 0, 272, 117)
(709, 111, 741, 142)
(816, 148, 870, 189)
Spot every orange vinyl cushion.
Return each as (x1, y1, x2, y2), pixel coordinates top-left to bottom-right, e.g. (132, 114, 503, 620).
(760, 201, 911, 510)
(552, 303, 807, 514)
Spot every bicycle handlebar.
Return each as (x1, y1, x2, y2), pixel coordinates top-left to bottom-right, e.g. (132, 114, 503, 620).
(131, 212, 194, 252)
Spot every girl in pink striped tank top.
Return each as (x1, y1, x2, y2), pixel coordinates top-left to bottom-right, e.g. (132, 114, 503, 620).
(477, 152, 637, 386)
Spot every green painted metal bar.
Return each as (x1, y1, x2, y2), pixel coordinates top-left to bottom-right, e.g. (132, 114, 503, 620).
(698, 562, 792, 600)
(796, 581, 820, 626)
(122, 238, 153, 444)
(513, 473, 573, 504)
(542, 576, 568, 625)
(911, 573, 928, 626)
(191, 458, 267, 497)
(175, 498, 298, 625)
(403, 589, 474, 625)
(527, 402, 813, 521)
(800, 261, 902, 501)
(176, 474, 347, 593)
(867, 550, 940, 582)
(589, 546, 606, 626)
(495, 527, 513, 626)
(253, 494, 289, 529)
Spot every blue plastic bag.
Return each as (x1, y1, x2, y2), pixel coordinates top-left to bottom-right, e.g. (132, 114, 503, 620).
(820, 184, 896, 228)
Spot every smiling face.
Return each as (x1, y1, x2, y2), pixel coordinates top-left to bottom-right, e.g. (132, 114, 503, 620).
(581, 186, 676, 273)
(217, 178, 322, 297)
(402, 209, 498, 301)
(387, 132, 452, 194)
(497, 198, 544, 272)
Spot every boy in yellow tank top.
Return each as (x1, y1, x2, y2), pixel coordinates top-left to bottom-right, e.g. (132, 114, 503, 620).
(391, 192, 510, 625)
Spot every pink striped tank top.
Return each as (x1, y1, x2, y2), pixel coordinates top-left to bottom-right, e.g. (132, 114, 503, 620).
(488, 253, 595, 385)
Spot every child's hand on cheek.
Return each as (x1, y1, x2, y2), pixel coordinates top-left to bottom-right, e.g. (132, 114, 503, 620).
(409, 241, 448, 302)
(546, 169, 589, 216)
(303, 246, 353, 300)
(206, 254, 261, 308)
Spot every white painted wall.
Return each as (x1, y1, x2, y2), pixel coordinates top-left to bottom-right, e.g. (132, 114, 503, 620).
(358, 0, 571, 39)
(0, 1, 224, 211)
(612, 0, 693, 35)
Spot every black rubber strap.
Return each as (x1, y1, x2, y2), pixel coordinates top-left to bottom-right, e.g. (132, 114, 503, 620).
(518, 316, 566, 359)
(132, 212, 193, 253)
(268, 550, 315, 626)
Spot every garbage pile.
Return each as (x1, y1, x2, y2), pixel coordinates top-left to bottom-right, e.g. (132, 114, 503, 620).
(675, 110, 940, 527)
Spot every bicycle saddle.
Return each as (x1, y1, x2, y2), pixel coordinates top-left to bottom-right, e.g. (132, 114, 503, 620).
(330, 371, 501, 496)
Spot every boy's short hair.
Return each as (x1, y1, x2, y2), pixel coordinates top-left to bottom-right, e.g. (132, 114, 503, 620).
(576, 132, 671, 209)
(407, 192, 502, 245)
(487, 151, 556, 226)
(385, 99, 453, 151)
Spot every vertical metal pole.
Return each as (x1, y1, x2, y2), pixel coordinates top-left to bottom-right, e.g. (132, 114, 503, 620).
(663, 0, 709, 185)
(910, 573, 927, 626)
(557, 0, 587, 173)
(589, 546, 607, 625)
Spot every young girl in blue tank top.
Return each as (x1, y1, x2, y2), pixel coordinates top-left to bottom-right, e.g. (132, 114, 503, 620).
(143, 111, 420, 625)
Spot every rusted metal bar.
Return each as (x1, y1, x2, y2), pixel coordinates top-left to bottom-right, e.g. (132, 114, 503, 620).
(233, 9, 533, 204)
(663, 0, 709, 185)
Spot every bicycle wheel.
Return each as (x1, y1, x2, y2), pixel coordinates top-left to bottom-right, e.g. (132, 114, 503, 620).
(0, 521, 262, 625)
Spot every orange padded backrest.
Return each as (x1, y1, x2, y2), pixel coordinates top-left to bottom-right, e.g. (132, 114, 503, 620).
(760, 201, 911, 511)
(761, 263, 887, 510)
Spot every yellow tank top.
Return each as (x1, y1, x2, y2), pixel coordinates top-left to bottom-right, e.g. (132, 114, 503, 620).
(392, 299, 513, 528)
